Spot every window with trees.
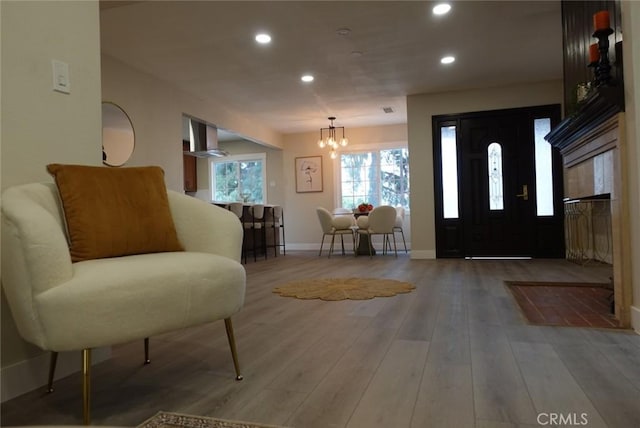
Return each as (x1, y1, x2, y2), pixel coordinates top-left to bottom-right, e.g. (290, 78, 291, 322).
(339, 147, 409, 209)
(210, 153, 266, 203)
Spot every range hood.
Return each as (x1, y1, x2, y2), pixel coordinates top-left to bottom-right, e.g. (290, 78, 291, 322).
(184, 119, 229, 158)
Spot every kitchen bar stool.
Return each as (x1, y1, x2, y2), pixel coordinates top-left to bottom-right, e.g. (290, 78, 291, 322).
(268, 205, 286, 257)
(246, 204, 267, 262)
(228, 202, 247, 263)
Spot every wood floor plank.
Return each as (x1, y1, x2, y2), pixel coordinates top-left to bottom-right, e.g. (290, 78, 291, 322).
(594, 343, 640, 389)
(367, 291, 414, 330)
(2, 254, 638, 428)
(286, 326, 397, 428)
(503, 324, 549, 344)
(346, 339, 430, 428)
(347, 297, 389, 318)
(510, 341, 608, 428)
(475, 419, 542, 428)
(412, 362, 474, 428)
(411, 299, 474, 427)
(395, 285, 441, 341)
(469, 322, 539, 425)
(265, 316, 370, 393)
(553, 343, 640, 427)
(467, 288, 503, 325)
(220, 388, 307, 426)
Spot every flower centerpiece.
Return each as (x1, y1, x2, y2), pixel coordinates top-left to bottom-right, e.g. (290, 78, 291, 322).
(357, 202, 374, 213)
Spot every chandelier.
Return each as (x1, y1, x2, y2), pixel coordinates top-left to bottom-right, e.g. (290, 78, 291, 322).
(317, 116, 348, 159)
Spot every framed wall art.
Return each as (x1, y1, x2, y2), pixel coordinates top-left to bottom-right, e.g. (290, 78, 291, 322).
(295, 156, 323, 193)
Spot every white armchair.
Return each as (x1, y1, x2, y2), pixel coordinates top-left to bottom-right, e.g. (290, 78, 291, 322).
(1, 182, 246, 424)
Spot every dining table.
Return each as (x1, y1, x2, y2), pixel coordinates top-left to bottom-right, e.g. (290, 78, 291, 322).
(353, 210, 377, 256)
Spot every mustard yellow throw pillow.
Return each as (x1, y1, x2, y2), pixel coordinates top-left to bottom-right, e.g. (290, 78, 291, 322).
(47, 164, 183, 262)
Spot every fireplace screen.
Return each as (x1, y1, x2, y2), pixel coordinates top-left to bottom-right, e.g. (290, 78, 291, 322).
(564, 197, 612, 264)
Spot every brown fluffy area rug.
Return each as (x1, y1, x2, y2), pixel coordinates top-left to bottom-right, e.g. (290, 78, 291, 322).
(273, 277, 415, 301)
(138, 411, 287, 428)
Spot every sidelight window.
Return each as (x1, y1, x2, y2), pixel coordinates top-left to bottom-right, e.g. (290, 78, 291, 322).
(534, 118, 554, 216)
(488, 142, 504, 210)
(441, 126, 459, 219)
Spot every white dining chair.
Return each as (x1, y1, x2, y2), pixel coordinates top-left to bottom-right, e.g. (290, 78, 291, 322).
(316, 207, 356, 257)
(356, 205, 398, 258)
(393, 206, 408, 253)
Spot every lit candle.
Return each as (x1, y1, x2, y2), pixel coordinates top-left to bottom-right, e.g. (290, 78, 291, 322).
(589, 43, 600, 63)
(593, 10, 610, 31)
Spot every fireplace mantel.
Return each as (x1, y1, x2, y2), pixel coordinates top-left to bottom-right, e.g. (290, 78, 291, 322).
(545, 94, 631, 326)
(546, 85, 624, 153)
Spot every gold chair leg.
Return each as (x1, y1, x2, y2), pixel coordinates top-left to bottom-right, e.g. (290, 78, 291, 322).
(47, 352, 58, 393)
(224, 318, 243, 381)
(144, 337, 151, 364)
(82, 348, 91, 425)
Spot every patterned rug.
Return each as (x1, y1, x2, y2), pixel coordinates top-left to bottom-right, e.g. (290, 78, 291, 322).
(138, 411, 287, 428)
(273, 277, 415, 301)
(506, 281, 623, 329)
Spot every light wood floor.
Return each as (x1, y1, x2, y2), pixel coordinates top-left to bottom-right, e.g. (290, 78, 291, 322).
(2, 253, 639, 427)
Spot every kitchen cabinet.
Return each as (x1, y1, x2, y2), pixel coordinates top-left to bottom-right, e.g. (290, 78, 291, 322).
(183, 140, 197, 192)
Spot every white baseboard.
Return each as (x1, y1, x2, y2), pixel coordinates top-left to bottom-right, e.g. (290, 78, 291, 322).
(286, 243, 324, 251)
(285, 241, 413, 253)
(409, 250, 436, 259)
(1, 347, 110, 402)
(631, 305, 640, 334)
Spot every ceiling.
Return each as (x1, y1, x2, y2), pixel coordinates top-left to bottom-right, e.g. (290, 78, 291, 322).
(99, 1, 563, 136)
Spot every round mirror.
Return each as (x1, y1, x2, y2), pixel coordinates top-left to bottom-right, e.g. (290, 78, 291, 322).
(102, 102, 135, 167)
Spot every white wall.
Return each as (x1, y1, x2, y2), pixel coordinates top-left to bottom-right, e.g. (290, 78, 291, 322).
(101, 55, 284, 193)
(1, 1, 102, 188)
(622, 0, 640, 333)
(101, 54, 410, 251)
(407, 80, 564, 259)
(0, 0, 104, 398)
(282, 124, 408, 249)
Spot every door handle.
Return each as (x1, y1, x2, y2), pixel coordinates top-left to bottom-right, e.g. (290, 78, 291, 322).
(516, 184, 528, 200)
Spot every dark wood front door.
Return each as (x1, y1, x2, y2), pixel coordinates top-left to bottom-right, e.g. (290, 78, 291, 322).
(434, 105, 564, 258)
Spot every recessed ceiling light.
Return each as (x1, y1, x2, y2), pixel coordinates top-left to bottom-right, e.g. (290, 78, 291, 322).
(255, 33, 271, 44)
(440, 56, 455, 64)
(301, 75, 314, 83)
(433, 3, 451, 15)
(336, 27, 352, 36)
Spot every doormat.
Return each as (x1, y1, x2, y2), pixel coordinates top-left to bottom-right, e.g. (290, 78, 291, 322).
(505, 281, 623, 329)
(273, 277, 415, 301)
(138, 411, 288, 428)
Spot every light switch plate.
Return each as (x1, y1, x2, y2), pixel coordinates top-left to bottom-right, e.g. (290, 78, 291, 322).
(52, 60, 70, 94)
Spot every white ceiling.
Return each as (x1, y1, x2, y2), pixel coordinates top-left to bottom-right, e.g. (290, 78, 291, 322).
(99, 0, 563, 136)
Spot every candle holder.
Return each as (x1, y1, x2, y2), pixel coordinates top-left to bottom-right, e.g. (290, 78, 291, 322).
(587, 60, 598, 89)
(592, 27, 614, 87)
